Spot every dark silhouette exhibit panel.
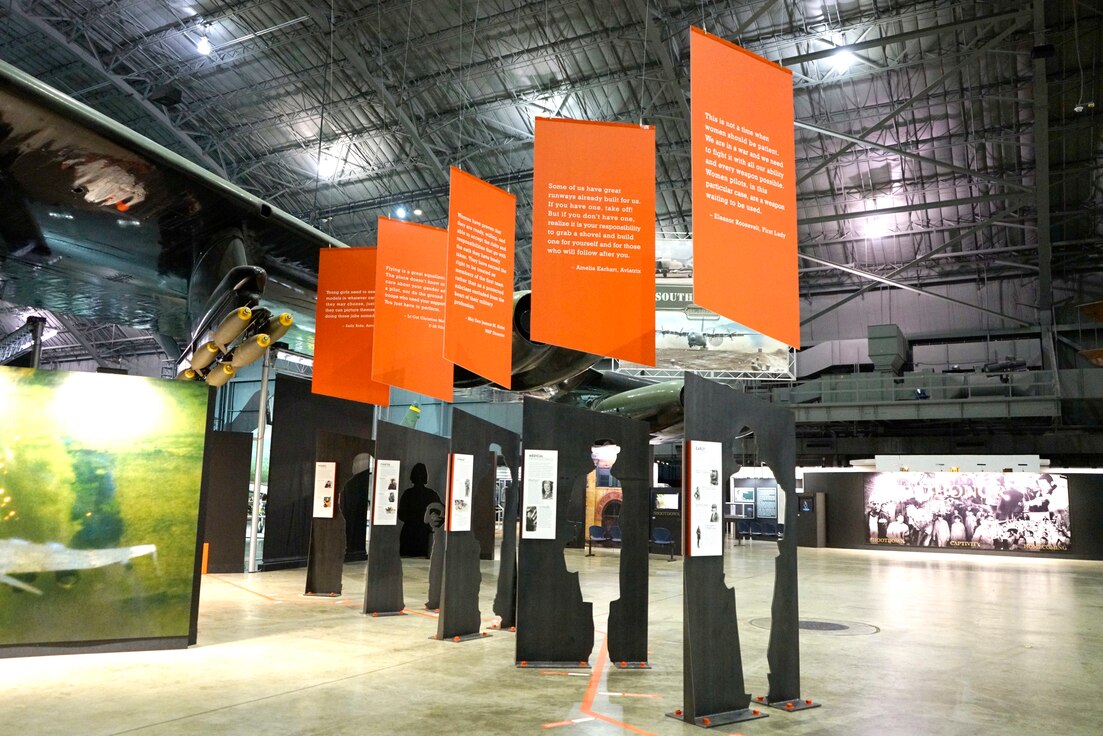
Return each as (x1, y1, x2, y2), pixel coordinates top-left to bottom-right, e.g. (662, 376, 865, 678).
(436, 410, 520, 640)
(671, 374, 811, 727)
(364, 423, 448, 615)
(517, 397, 650, 666)
(305, 432, 375, 596)
(265, 375, 374, 570)
(201, 431, 253, 574)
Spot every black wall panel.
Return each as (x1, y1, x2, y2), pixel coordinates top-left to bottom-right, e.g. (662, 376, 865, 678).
(264, 375, 374, 569)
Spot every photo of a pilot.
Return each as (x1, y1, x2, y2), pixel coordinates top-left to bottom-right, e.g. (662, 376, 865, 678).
(541, 480, 554, 499)
(525, 505, 539, 532)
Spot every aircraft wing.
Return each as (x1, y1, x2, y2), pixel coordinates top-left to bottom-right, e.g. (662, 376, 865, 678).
(0, 58, 340, 364)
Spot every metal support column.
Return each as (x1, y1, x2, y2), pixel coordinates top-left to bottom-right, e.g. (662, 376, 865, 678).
(1033, 0, 1059, 393)
(27, 316, 46, 369)
(247, 347, 274, 573)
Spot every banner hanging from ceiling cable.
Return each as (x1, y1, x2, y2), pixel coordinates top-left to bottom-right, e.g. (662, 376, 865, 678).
(313, 247, 391, 405)
(444, 167, 516, 388)
(372, 217, 454, 403)
(691, 27, 800, 349)
(530, 117, 656, 365)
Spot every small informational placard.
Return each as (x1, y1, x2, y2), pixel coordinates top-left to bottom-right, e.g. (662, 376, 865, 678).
(447, 453, 475, 532)
(522, 449, 558, 540)
(372, 459, 401, 526)
(312, 461, 337, 518)
(756, 485, 779, 519)
(686, 440, 723, 556)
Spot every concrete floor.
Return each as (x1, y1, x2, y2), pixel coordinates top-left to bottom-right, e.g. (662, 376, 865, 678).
(3, 542, 1102, 735)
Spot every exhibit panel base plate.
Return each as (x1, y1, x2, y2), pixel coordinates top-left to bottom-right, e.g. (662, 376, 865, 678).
(366, 611, 407, 617)
(303, 592, 342, 598)
(762, 697, 821, 712)
(666, 708, 768, 728)
(429, 632, 492, 643)
(611, 660, 651, 669)
(486, 622, 516, 632)
(517, 660, 591, 669)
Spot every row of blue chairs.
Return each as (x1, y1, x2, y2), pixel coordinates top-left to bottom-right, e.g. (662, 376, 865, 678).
(588, 525, 676, 561)
(735, 520, 781, 542)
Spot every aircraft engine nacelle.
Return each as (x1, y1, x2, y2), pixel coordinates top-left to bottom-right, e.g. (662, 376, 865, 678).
(451, 291, 601, 391)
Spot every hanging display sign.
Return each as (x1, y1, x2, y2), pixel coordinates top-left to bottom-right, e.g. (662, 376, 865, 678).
(313, 247, 391, 405)
(685, 440, 723, 556)
(372, 459, 401, 526)
(372, 217, 454, 402)
(312, 461, 338, 518)
(444, 167, 516, 387)
(530, 117, 656, 364)
(447, 453, 475, 532)
(691, 26, 799, 349)
(521, 449, 559, 540)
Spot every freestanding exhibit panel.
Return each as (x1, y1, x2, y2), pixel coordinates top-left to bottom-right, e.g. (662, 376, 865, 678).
(672, 374, 808, 726)
(517, 397, 650, 666)
(304, 432, 375, 596)
(493, 470, 520, 629)
(364, 422, 449, 615)
(438, 411, 520, 639)
(266, 375, 374, 570)
(201, 431, 253, 574)
(0, 367, 210, 657)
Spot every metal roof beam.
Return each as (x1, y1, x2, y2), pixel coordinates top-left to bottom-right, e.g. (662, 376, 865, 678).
(801, 210, 1023, 326)
(797, 13, 1032, 186)
(795, 120, 1033, 193)
(293, 4, 448, 182)
(798, 254, 1032, 327)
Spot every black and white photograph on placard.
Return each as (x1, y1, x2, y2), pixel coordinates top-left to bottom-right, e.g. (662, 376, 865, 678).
(372, 459, 401, 526)
(448, 453, 475, 532)
(864, 471, 1071, 552)
(686, 440, 723, 556)
(522, 449, 558, 539)
(312, 462, 337, 518)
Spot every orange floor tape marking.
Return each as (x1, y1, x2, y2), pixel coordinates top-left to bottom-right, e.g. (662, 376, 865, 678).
(598, 692, 662, 699)
(542, 717, 595, 729)
(580, 636, 658, 736)
(209, 575, 279, 602)
(402, 608, 439, 619)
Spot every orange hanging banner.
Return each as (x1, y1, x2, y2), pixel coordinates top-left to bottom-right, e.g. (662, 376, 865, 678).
(444, 167, 516, 387)
(312, 247, 391, 406)
(372, 217, 454, 403)
(691, 27, 800, 348)
(530, 117, 656, 365)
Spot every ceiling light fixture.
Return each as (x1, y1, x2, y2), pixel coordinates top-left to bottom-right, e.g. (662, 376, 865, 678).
(413, 208, 423, 216)
(829, 49, 856, 73)
(316, 155, 339, 179)
(196, 35, 212, 55)
(395, 207, 407, 219)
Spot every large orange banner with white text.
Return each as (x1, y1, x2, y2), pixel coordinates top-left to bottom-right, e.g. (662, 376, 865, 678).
(312, 247, 391, 405)
(691, 27, 799, 348)
(444, 167, 515, 387)
(530, 117, 656, 365)
(372, 217, 454, 403)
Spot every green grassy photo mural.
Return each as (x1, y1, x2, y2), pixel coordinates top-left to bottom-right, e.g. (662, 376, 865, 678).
(0, 367, 209, 648)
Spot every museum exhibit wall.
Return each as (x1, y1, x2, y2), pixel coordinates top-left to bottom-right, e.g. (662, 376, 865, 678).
(200, 430, 253, 574)
(802, 470, 1103, 560)
(264, 375, 374, 570)
(0, 367, 210, 656)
